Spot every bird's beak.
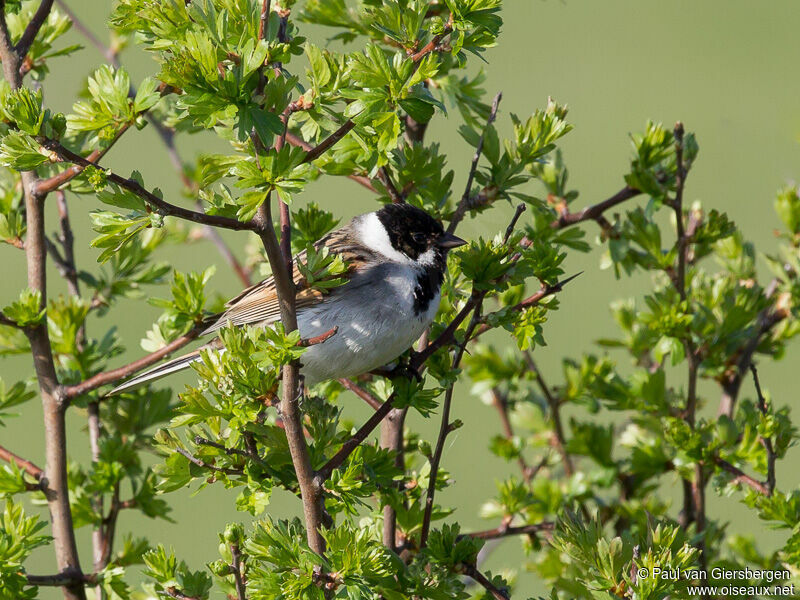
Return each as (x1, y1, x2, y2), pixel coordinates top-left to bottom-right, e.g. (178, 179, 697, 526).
(437, 232, 467, 249)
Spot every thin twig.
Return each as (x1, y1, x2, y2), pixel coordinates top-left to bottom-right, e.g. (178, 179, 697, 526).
(447, 92, 502, 233)
(377, 166, 403, 204)
(551, 186, 641, 229)
(175, 447, 244, 476)
(750, 364, 776, 495)
(712, 456, 770, 496)
(523, 352, 573, 477)
(461, 564, 509, 600)
(463, 521, 554, 541)
(420, 296, 484, 547)
(302, 120, 356, 164)
(337, 378, 383, 411)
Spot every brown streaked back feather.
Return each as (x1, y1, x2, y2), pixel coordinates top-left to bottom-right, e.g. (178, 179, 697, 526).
(203, 225, 374, 334)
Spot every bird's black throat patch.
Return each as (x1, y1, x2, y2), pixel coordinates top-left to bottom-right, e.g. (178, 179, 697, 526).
(413, 261, 445, 316)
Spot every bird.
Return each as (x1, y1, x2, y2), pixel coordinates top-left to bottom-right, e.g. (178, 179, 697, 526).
(108, 203, 466, 395)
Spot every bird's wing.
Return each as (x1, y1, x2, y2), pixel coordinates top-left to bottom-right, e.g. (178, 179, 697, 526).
(203, 226, 371, 334)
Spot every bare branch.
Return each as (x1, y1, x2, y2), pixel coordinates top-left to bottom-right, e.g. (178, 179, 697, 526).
(750, 364, 776, 495)
(338, 378, 383, 411)
(461, 564, 509, 600)
(302, 119, 356, 164)
(712, 456, 770, 496)
(377, 166, 403, 204)
(447, 91, 502, 233)
(463, 521, 554, 541)
(420, 296, 483, 547)
(15, 0, 54, 59)
(551, 185, 641, 229)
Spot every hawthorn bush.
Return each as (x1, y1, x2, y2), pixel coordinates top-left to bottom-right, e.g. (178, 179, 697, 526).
(1, 1, 799, 600)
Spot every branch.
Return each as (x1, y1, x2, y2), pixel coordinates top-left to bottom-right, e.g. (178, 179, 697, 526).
(252, 185, 326, 554)
(0, 15, 87, 599)
(194, 436, 251, 459)
(285, 132, 376, 192)
(524, 352, 573, 476)
(420, 296, 483, 547)
(230, 543, 247, 600)
(33, 121, 132, 196)
(461, 564, 509, 600)
(718, 303, 785, 417)
(712, 456, 770, 496)
(551, 185, 641, 229)
(301, 119, 356, 164)
(0, 443, 43, 482)
(380, 406, 407, 551)
(376, 166, 403, 204)
(15, 0, 54, 59)
(317, 391, 398, 480)
(447, 91, 503, 233)
(38, 138, 255, 231)
(750, 364, 776, 495)
(63, 325, 203, 399)
(488, 388, 535, 483)
(0, 311, 21, 328)
(26, 571, 93, 587)
(175, 447, 244, 476)
(337, 378, 383, 411)
(54, 0, 119, 65)
(462, 521, 554, 541)
(409, 15, 454, 62)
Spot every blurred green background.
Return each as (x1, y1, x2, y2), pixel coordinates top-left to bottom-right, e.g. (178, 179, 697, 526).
(4, 0, 800, 596)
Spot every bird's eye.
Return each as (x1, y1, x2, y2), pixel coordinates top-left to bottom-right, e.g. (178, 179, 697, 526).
(412, 232, 427, 244)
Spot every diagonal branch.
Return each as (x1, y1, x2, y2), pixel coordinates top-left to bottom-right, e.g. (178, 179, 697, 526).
(33, 122, 133, 196)
(301, 119, 356, 164)
(63, 325, 203, 400)
(0, 443, 43, 482)
(447, 91, 502, 233)
(15, 0, 54, 58)
(338, 378, 383, 411)
(462, 564, 509, 600)
(38, 138, 254, 231)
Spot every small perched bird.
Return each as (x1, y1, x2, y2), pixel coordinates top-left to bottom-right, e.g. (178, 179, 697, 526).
(109, 203, 466, 394)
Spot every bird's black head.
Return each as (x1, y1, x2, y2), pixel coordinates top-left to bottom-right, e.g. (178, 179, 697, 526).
(375, 203, 466, 262)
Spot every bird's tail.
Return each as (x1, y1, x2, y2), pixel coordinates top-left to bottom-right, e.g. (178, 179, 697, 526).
(106, 348, 206, 396)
